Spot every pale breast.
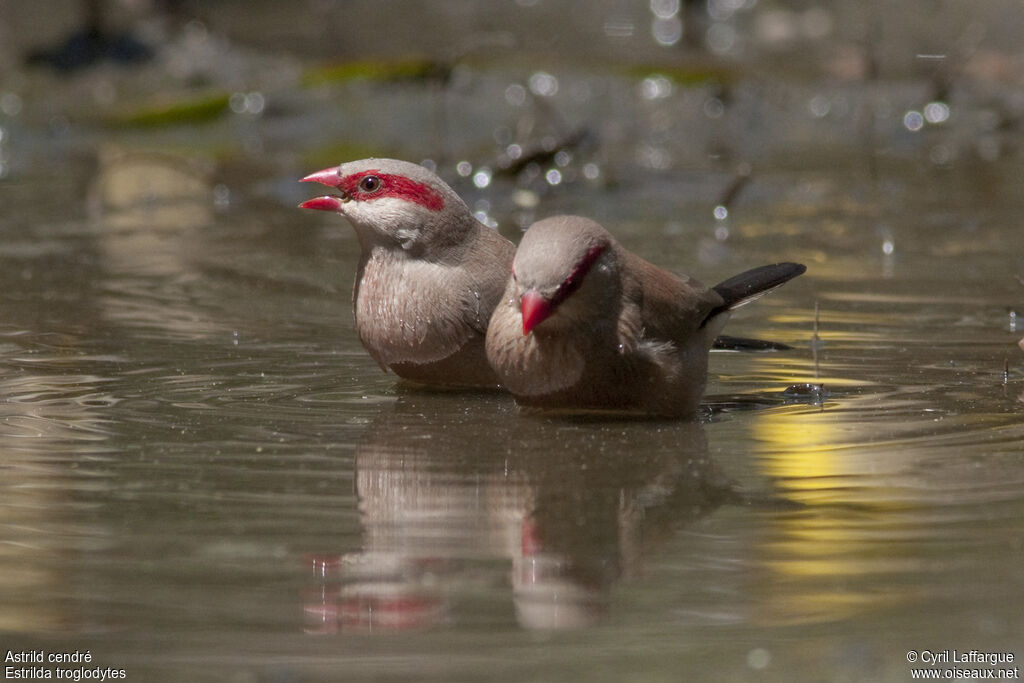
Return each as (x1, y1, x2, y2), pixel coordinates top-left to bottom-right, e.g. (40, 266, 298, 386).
(485, 301, 586, 397)
(355, 254, 476, 366)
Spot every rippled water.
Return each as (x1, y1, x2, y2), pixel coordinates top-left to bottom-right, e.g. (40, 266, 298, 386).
(3, 152, 1021, 681)
(3, 3, 1024, 681)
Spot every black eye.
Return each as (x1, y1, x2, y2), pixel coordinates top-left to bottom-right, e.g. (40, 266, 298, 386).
(358, 175, 382, 193)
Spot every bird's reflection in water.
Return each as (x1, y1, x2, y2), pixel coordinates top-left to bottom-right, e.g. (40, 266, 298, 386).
(303, 391, 738, 633)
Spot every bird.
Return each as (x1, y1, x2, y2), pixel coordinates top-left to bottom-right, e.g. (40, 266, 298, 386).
(299, 158, 514, 388)
(485, 215, 806, 417)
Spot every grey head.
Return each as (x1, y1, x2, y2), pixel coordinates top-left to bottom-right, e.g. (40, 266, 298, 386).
(512, 215, 621, 334)
(300, 158, 475, 256)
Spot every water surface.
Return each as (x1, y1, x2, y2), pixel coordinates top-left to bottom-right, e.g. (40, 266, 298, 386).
(2, 2, 1024, 681)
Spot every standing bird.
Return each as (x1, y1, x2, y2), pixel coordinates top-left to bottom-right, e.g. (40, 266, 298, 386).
(485, 216, 805, 416)
(300, 158, 514, 388)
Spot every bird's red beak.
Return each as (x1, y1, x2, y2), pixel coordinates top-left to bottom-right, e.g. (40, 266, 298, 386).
(521, 290, 553, 335)
(298, 196, 347, 212)
(301, 166, 342, 187)
(300, 166, 349, 211)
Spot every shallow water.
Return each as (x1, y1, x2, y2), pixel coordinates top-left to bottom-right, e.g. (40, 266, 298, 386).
(3, 2, 1024, 682)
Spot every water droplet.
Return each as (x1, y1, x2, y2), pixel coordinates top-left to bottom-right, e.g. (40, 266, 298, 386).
(650, 0, 680, 19)
(505, 83, 527, 107)
(245, 91, 265, 115)
(1, 92, 23, 116)
(528, 71, 559, 97)
(229, 92, 248, 114)
(703, 97, 725, 119)
(652, 16, 683, 46)
(713, 205, 729, 221)
(747, 648, 771, 670)
(706, 22, 737, 54)
(708, 0, 744, 21)
(923, 101, 950, 124)
(213, 183, 230, 208)
(472, 167, 492, 188)
(882, 238, 895, 255)
(474, 211, 498, 229)
(903, 110, 925, 132)
(808, 94, 831, 118)
(545, 169, 563, 185)
(456, 161, 473, 177)
(782, 383, 826, 403)
(640, 75, 673, 100)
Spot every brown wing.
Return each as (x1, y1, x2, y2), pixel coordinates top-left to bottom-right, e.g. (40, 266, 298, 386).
(618, 248, 724, 344)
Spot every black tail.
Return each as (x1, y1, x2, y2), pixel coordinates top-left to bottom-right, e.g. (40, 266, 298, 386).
(708, 262, 805, 319)
(712, 335, 792, 351)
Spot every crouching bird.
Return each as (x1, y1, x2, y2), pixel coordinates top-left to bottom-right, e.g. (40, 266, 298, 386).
(300, 158, 514, 388)
(485, 216, 805, 417)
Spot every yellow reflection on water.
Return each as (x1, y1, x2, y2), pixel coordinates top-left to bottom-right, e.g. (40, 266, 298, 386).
(748, 377, 917, 626)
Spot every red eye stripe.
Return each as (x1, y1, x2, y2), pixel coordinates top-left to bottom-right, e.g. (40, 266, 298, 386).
(338, 170, 445, 212)
(549, 243, 607, 308)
